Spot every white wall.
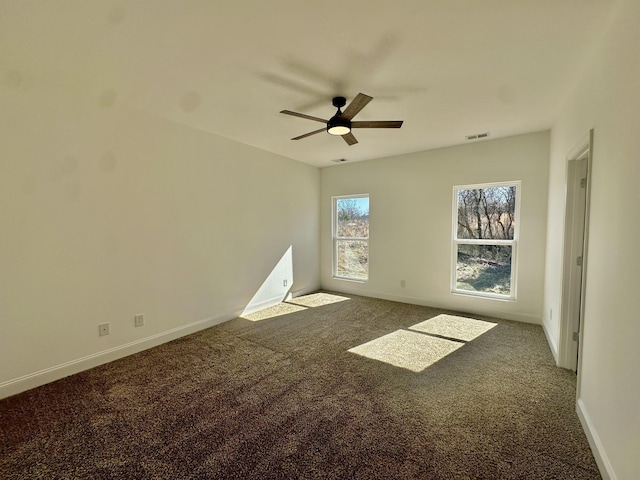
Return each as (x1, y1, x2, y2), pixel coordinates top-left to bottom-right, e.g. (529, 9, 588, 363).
(544, 0, 640, 477)
(0, 81, 320, 398)
(321, 131, 550, 323)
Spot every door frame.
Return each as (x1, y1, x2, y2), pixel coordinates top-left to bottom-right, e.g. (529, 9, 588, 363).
(559, 129, 593, 375)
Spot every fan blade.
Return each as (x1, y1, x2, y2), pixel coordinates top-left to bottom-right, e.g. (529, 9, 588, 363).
(342, 132, 358, 146)
(351, 120, 403, 128)
(341, 93, 373, 120)
(280, 110, 327, 123)
(291, 128, 325, 140)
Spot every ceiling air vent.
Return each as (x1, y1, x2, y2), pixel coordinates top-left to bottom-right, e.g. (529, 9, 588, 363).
(466, 132, 490, 141)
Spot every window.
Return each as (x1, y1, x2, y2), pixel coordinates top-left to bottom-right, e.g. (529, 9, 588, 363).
(333, 195, 369, 281)
(452, 182, 520, 299)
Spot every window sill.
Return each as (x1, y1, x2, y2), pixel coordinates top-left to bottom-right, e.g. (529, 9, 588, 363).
(333, 276, 368, 284)
(451, 290, 516, 302)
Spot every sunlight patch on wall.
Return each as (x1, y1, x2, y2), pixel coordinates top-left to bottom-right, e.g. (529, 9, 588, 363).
(241, 246, 294, 317)
(241, 302, 307, 322)
(348, 330, 464, 373)
(287, 292, 350, 308)
(409, 315, 497, 342)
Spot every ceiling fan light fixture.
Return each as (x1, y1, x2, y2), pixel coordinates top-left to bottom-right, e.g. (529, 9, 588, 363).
(327, 114, 351, 136)
(327, 125, 351, 136)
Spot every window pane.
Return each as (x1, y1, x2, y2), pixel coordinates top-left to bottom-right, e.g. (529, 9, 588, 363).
(457, 186, 516, 240)
(336, 197, 369, 238)
(456, 244, 512, 296)
(336, 239, 368, 280)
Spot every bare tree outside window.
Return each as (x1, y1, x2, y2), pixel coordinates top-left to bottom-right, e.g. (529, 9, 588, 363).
(453, 184, 519, 298)
(334, 196, 369, 281)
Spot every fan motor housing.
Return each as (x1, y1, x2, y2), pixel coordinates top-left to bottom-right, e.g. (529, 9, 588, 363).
(328, 97, 350, 135)
(327, 114, 351, 135)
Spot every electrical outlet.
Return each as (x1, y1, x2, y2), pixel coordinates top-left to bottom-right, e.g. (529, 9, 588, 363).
(98, 322, 110, 336)
(550, 309, 553, 320)
(283, 279, 288, 287)
(134, 314, 144, 327)
(400, 280, 406, 288)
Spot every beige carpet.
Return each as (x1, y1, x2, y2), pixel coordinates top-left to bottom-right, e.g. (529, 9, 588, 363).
(0, 292, 600, 479)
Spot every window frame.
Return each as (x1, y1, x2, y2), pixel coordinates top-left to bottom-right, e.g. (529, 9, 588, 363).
(332, 194, 370, 282)
(451, 181, 521, 301)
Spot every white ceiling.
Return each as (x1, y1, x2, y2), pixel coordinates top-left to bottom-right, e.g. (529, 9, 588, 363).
(1, 1, 616, 167)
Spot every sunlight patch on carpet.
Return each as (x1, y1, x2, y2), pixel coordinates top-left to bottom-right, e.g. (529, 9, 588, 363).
(348, 330, 463, 372)
(287, 292, 350, 308)
(409, 314, 497, 341)
(241, 303, 307, 322)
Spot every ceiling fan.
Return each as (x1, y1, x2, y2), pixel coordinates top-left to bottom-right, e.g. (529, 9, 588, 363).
(280, 93, 403, 146)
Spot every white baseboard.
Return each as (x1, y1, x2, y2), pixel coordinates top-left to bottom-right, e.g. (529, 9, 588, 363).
(576, 397, 616, 480)
(241, 294, 290, 316)
(542, 319, 559, 364)
(322, 285, 542, 324)
(0, 286, 322, 400)
(239, 285, 319, 316)
(0, 310, 239, 400)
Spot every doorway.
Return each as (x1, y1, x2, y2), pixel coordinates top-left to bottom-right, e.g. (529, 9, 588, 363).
(560, 130, 593, 373)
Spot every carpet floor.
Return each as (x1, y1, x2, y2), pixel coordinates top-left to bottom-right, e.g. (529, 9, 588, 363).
(0, 292, 600, 479)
